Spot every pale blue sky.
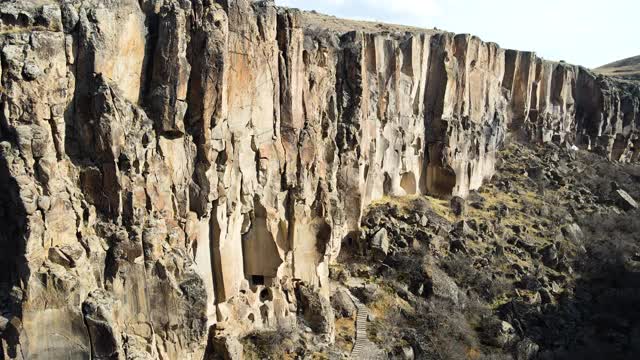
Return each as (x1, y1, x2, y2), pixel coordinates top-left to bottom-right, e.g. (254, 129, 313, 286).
(276, 0, 639, 68)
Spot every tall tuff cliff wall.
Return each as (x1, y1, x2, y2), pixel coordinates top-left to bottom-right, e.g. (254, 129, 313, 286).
(0, 0, 638, 358)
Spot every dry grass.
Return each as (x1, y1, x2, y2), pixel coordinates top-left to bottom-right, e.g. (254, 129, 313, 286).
(297, 9, 442, 36)
(426, 195, 457, 222)
(368, 194, 456, 222)
(334, 317, 356, 353)
(368, 286, 413, 321)
(595, 55, 640, 80)
(369, 194, 422, 208)
(309, 352, 329, 359)
(241, 328, 296, 360)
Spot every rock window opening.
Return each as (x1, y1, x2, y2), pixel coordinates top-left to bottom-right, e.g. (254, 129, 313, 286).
(251, 275, 265, 286)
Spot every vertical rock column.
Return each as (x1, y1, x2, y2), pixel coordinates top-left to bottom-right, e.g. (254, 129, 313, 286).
(0, 3, 92, 359)
(503, 50, 536, 129)
(425, 34, 508, 197)
(575, 70, 640, 161)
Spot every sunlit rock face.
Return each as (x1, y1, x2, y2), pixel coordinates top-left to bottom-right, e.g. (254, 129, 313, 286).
(0, 0, 638, 358)
(503, 50, 640, 162)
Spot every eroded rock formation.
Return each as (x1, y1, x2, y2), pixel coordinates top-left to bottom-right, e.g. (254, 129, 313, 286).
(0, 0, 638, 358)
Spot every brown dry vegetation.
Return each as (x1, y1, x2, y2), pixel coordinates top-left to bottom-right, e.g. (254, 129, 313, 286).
(595, 55, 640, 81)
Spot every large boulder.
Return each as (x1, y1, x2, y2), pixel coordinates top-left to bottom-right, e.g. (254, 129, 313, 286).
(370, 228, 390, 260)
(450, 196, 466, 217)
(451, 220, 476, 239)
(391, 344, 415, 360)
(483, 319, 517, 347)
(424, 265, 460, 305)
(207, 333, 243, 360)
(295, 283, 335, 339)
(614, 189, 639, 211)
(515, 338, 539, 360)
(351, 283, 381, 305)
(330, 288, 357, 318)
(0, 316, 7, 332)
(561, 223, 583, 243)
(540, 244, 559, 268)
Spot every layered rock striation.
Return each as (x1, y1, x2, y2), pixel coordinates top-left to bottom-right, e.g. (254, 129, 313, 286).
(0, 0, 638, 358)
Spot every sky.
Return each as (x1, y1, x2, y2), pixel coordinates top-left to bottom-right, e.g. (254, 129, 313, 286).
(276, 0, 639, 69)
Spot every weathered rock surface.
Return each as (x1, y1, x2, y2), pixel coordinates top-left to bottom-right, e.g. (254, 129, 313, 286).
(370, 228, 390, 260)
(0, 0, 638, 358)
(295, 283, 335, 339)
(424, 264, 461, 306)
(334, 141, 640, 359)
(330, 288, 356, 318)
(614, 189, 639, 210)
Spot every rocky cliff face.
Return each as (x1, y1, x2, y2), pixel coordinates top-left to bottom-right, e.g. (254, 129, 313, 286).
(0, 0, 638, 359)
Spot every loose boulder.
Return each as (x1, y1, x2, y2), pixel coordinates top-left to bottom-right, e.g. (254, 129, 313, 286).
(370, 228, 390, 260)
(0, 315, 8, 332)
(561, 223, 583, 243)
(330, 288, 357, 318)
(296, 283, 335, 339)
(424, 265, 460, 305)
(450, 196, 466, 217)
(614, 189, 639, 211)
(484, 319, 517, 347)
(515, 338, 539, 360)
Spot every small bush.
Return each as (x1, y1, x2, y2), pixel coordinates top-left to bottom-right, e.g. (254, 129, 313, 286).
(579, 210, 640, 275)
(441, 254, 513, 303)
(242, 328, 294, 359)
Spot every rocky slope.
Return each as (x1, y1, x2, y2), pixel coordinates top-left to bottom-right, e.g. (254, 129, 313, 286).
(0, 0, 638, 359)
(595, 55, 640, 81)
(331, 141, 640, 360)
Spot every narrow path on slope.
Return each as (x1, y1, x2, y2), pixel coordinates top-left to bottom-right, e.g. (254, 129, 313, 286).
(350, 302, 369, 358)
(347, 292, 382, 359)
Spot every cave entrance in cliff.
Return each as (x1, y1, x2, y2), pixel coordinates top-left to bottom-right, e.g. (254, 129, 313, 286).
(383, 173, 393, 195)
(425, 143, 457, 197)
(426, 165, 457, 197)
(400, 172, 417, 195)
(242, 199, 284, 289)
(337, 230, 361, 262)
(251, 275, 265, 286)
